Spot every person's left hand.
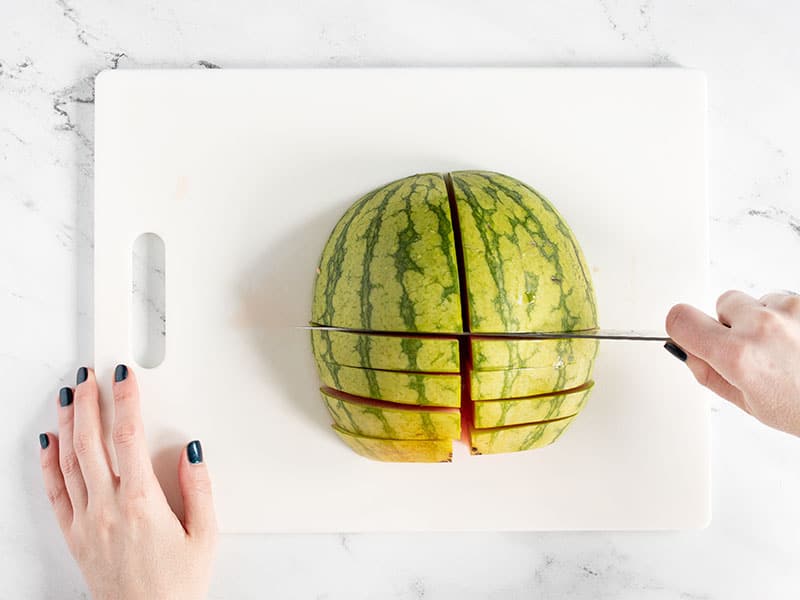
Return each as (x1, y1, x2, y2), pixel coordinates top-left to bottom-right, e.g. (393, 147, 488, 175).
(38, 365, 217, 600)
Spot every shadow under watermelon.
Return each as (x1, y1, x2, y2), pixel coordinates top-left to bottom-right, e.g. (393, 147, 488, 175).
(235, 203, 351, 434)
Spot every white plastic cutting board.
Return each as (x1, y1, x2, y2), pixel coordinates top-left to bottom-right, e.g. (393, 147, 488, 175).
(94, 68, 709, 532)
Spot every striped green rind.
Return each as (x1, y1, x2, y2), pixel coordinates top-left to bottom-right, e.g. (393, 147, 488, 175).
(315, 361, 461, 408)
(322, 389, 461, 440)
(312, 173, 463, 333)
(314, 170, 600, 459)
(451, 171, 597, 333)
(311, 329, 460, 373)
(472, 337, 599, 371)
(333, 425, 454, 462)
(470, 358, 595, 401)
(473, 383, 593, 428)
(470, 414, 578, 455)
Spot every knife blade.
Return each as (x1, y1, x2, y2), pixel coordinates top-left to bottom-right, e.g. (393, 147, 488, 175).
(300, 325, 669, 342)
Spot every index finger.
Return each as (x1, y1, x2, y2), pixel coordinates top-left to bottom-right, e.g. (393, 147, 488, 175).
(665, 303, 737, 375)
(760, 292, 800, 317)
(111, 365, 157, 496)
(716, 289, 761, 327)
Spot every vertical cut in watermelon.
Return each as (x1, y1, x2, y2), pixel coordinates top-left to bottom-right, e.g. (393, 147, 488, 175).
(311, 171, 598, 461)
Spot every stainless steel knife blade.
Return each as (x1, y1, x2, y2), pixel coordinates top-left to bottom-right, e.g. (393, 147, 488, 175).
(300, 325, 669, 342)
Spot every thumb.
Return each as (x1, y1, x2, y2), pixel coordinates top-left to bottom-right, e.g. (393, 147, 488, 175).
(178, 440, 217, 541)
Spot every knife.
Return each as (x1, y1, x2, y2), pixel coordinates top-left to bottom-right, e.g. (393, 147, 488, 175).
(300, 325, 669, 342)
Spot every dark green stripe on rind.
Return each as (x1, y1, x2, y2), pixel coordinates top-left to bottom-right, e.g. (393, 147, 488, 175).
(314, 360, 461, 407)
(470, 364, 593, 401)
(310, 329, 460, 373)
(472, 337, 598, 371)
(333, 425, 454, 462)
(322, 390, 461, 441)
(451, 171, 597, 333)
(312, 174, 463, 333)
(473, 383, 592, 428)
(514, 176, 599, 327)
(313, 184, 388, 328)
(470, 414, 579, 455)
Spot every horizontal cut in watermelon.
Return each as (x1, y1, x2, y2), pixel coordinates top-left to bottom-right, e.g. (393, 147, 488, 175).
(322, 388, 461, 441)
(470, 414, 578, 455)
(315, 361, 461, 408)
(470, 360, 595, 401)
(472, 382, 593, 428)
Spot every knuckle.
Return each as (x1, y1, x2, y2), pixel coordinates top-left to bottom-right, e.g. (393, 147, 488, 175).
(60, 451, 81, 477)
(190, 472, 213, 496)
(784, 295, 800, 315)
(40, 453, 58, 471)
(193, 480, 213, 498)
(751, 308, 781, 336)
(123, 495, 151, 522)
(69, 538, 89, 562)
(112, 421, 139, 448)
(73, 431, 94, 456)
(122, 476, 152, 503)
(46, 485, 67, 507)
(92, 506, 118, 532)
(665, 304, 690, 334)
(113, 385, 132, 404)
(723, 340, 748, 378)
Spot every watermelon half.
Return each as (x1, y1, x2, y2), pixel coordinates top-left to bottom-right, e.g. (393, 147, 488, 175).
(311, 171, 598, 461)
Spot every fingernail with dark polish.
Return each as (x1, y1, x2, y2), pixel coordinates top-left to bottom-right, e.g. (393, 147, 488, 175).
(39, 433, 49, 449)
(114, 364, 128, 382)
(59, 387, 73, 407)
(664, 341, 688, 362)
(187, 440, 203, 464)
(76, 366, 88, 385)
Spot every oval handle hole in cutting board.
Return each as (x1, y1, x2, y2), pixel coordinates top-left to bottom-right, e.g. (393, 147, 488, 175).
(132, 232, 166, 368)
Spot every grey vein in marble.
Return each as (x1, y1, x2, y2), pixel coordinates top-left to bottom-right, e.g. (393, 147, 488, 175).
(747, 207, 800, 238)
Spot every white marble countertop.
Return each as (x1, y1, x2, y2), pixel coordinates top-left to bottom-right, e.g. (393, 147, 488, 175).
(2, 1, 799, 598)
